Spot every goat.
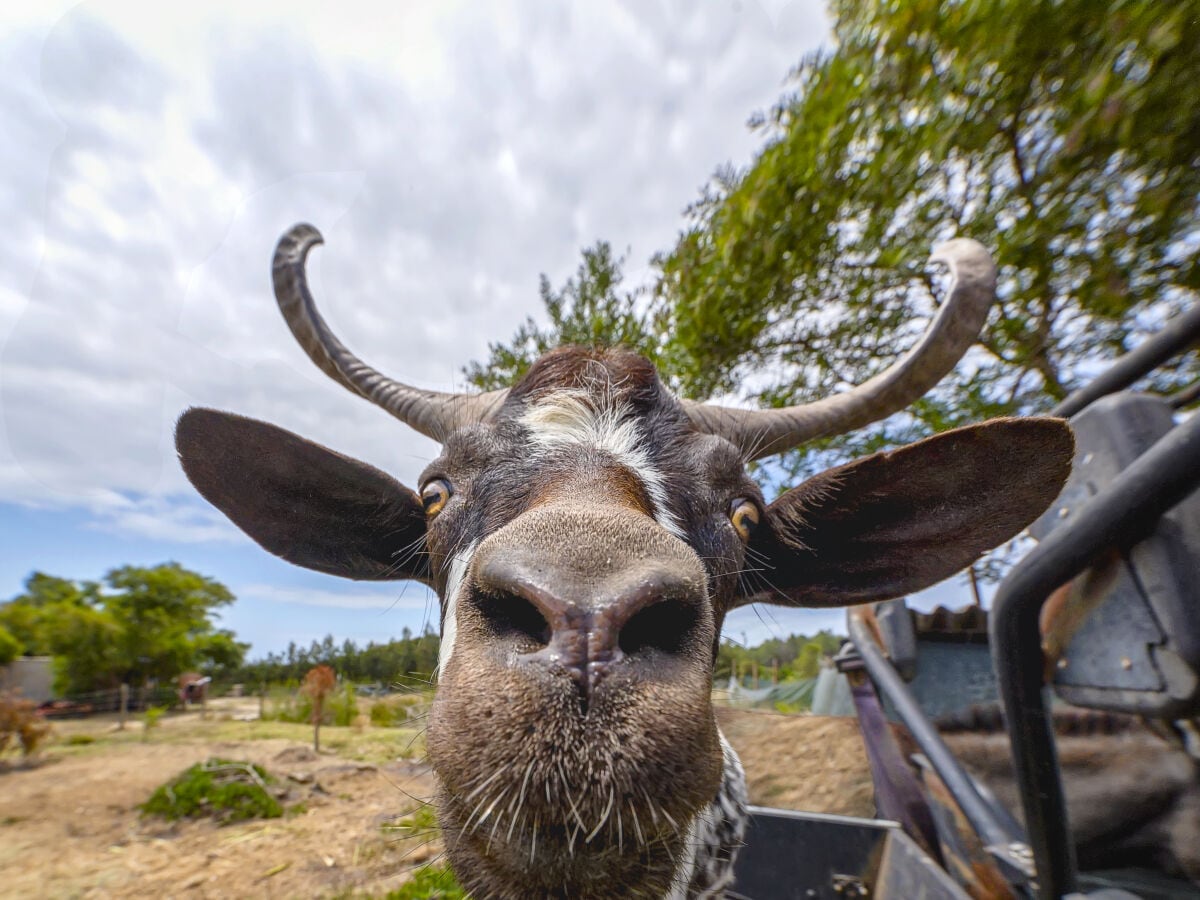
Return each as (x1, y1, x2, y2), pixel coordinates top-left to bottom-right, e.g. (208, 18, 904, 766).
(175, 223, 1073, 898)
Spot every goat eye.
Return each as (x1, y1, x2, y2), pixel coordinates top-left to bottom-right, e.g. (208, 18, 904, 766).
(421, 479, 452, 517)
(729, 498, 760, 542)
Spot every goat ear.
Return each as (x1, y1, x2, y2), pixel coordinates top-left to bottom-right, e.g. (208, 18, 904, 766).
(741, 418, 1073, 607)
(176, 408, 428, 582)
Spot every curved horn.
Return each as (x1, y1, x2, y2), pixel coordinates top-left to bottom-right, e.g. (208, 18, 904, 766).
(271, 224, 507, 442)
(684, 239, 996, 460)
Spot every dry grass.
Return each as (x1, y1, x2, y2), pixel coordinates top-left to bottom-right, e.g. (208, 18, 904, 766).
(0, 698, 442, 898)
(716, 706, 877, 818)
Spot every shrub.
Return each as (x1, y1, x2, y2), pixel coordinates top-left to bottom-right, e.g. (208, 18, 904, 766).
(328, 682, 359, 727)
(301, 665, 337, 751)
(0, 691, 51, 759)
(369, 696, 411, 727)
(142, 704, 168, 741)
(141, 758, 282, 824)
(261, 688, 314, 724)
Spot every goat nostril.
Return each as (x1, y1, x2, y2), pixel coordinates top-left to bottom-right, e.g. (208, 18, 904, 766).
(618, 599, 697, 657)
(476, 591, 552, 649)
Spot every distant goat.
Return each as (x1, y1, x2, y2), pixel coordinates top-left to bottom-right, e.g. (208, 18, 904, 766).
(176, 224, 1072, 898)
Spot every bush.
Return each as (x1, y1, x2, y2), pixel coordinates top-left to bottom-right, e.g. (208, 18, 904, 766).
(142, 704, 168, 741)
(141, 758, 282, 824)
(261, 688, 314, 724)
(262, 681, 362, 727)
(0, 691, 51, 759)
(369, 695, 413, 727)
(328, 683, 359, 727)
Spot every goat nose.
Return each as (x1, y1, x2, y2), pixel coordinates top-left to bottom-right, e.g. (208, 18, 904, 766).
(471, 555, 704, 709)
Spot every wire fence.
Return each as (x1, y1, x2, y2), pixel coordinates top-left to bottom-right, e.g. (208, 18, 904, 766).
(40, 684, 178, 717)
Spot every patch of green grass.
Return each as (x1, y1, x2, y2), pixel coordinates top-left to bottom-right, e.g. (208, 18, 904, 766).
(320, 726, 425, 763)
(382, 865, 466, 899)
(64, 733, 96, 745)
(381, 804, 438, 837)
(140, 758, 282, 825)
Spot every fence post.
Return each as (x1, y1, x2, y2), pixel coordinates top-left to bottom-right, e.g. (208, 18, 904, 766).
(118, 683, 129, 730)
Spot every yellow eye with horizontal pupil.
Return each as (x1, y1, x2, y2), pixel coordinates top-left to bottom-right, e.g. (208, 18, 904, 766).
(421, 479, 452, 517)
(729, 499, 760, 543)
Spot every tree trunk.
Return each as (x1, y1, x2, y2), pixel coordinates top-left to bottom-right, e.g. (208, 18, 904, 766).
(312, 698, 323, 752)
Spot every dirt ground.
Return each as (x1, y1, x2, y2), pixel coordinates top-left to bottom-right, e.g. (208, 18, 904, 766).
(0, 700, 874, 899)
(716, 706, 876, 818)
(0, 701, 444, 899)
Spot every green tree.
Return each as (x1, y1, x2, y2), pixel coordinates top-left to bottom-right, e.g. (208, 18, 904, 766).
(45, 602, 124, 694)
(0, 625, 21, 666)
(103, 563, 239, 685)
(659, 0, 1199, 476)
(0, 564, 248, 694)
(715, 630, 845, 682)
(793, 642, 827, 680)
(0, 600, 46, 656)
(463, 242, 662, 391)
(0, 573, 99, 657)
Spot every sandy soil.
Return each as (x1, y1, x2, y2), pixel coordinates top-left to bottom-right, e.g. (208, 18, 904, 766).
(717, 707, 876, 818)
(0, 701, 875, 898)
(0, 705, 441, 900)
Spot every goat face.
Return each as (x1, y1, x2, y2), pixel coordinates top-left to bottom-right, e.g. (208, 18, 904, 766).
(175, 225, 1074, 898)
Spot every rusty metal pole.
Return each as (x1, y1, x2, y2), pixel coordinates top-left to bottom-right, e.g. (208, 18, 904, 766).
(967, 565, 983, 607)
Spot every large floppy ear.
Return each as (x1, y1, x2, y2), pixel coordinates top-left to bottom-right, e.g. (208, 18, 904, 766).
(176, 408, 429, 582)
(742, 418, 1073, 607)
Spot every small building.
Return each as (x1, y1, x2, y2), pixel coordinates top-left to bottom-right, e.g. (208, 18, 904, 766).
(0, 656, 55, 705)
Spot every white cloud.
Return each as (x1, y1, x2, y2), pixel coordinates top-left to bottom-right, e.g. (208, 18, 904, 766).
(239, 581, 433, 611)
(0, 2, 829, 549)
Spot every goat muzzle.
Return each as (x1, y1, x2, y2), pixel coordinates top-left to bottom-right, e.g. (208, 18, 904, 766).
(471, 543, 706, 713)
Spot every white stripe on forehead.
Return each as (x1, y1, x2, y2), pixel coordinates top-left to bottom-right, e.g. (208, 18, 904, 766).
(519, 390, 687, 541)
(436, 541, 477, 678)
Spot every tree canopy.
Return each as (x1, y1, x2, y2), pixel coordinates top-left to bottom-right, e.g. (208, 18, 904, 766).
(464, 241, 664, 391)
(715, 629, 843, 683)
(230, 627, 442, 687)
(468, 0, 1199, 479)
(0, 564, 247, 694)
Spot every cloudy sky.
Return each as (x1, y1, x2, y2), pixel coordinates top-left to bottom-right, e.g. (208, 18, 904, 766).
(2, 0, 973, 658)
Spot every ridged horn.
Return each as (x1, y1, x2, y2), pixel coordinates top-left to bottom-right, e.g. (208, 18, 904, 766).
(271, 223, 507, 442)
(683, 239, 996, 460)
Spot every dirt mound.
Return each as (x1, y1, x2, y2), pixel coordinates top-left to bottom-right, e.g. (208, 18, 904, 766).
(716, 707, 876, 818)
(273, 745, 319, 764)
